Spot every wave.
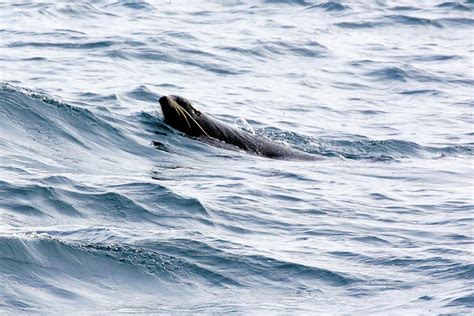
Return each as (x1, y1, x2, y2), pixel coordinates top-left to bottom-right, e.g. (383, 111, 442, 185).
(134, 237, 358, 287)
(446, 293, 474, 309)
(437, 17, 474, 26)
(363, 65, 458, 84)
(104, 0, 155, 11)
(336, 14, 470, 29)
(365, 66, 409, 82)
(436, 2, 472, 11)
(9, 40, 117, 50)
(335, 21, 382, 29)
(0, 230, 357, 312)
(388, 15, 443, 27)
(0, 83, 160, 173)
(0, 174, 214, 231)
(0, 233, 190, 312)
(35, 2, 118, 19)
(113, 48, 245, 76)
(305, 2, 349, 11)
(259, 128, 472, 160)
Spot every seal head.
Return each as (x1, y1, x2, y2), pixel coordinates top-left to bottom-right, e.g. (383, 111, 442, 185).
(159, 95, 207, 137)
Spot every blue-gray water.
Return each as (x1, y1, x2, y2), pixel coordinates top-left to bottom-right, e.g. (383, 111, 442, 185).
(1, 0, 473, 314)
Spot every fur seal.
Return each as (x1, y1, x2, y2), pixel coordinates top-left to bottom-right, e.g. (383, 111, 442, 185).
(159, 95, 322, 160)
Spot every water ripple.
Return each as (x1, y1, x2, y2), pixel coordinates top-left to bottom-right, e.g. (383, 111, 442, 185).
(1, 0, 473, 314)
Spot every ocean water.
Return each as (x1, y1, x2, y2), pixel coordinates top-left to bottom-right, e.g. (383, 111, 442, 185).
(1, 0, 473, 314)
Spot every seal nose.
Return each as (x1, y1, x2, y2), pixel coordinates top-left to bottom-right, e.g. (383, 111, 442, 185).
(159, 95, 170, 105)
(159, 96, 176, 112)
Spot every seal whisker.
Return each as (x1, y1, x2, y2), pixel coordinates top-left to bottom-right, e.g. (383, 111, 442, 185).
(169, 99, 192, 128)
(180, 107, 211, 137)
(177, 107, 192, 129)
(170, 98, 210, 137)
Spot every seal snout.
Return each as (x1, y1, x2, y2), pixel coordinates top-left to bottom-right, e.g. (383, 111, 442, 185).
(159, 95, 176, 114)
(159, 95, 172, 106)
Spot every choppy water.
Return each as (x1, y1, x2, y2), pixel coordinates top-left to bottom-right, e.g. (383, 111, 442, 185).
(1, 0, 473, 314)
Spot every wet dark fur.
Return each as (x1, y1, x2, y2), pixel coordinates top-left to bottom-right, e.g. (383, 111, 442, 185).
(159, 95, 321, 160)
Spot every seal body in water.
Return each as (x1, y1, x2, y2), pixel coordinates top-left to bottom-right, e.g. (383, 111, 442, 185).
(159, 95, 321, 160)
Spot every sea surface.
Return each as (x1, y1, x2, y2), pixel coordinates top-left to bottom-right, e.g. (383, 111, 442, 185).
(1, 0, 473, 314)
